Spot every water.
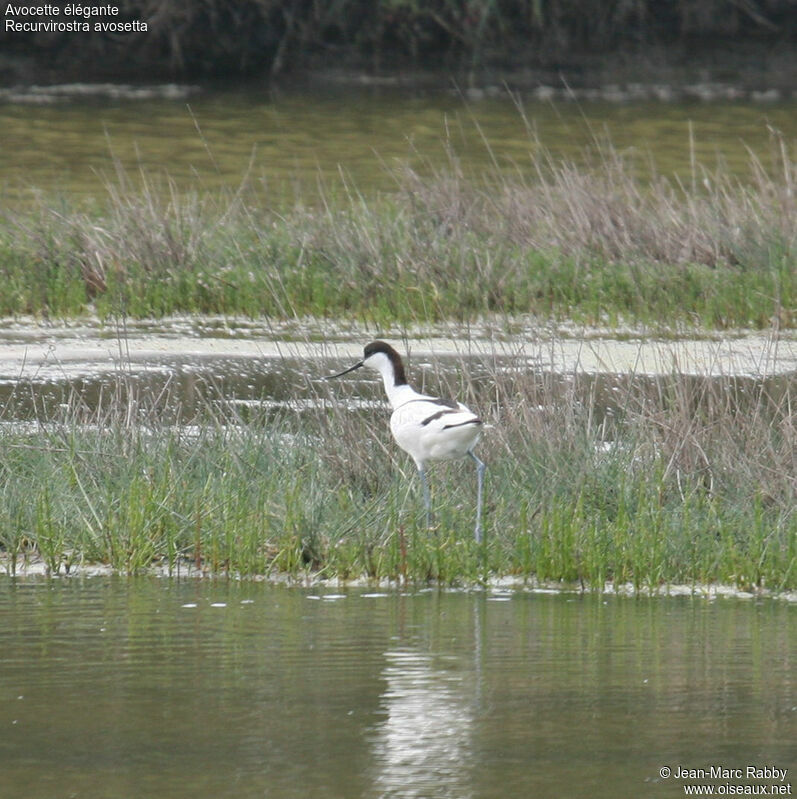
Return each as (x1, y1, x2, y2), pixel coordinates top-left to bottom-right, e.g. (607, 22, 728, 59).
(0, 578, 793, 798)
(1, 332, 793, 427)
(0, 317, 793, 440)
(1, 87, 795, 203)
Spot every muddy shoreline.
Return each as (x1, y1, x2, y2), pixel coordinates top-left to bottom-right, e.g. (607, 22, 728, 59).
(4, 554, 795, 602)
(1, 73, 796, 106)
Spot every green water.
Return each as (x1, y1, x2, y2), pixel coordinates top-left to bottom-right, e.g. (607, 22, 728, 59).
(1, 87, 795, 203)
(0, 579, 793, 798)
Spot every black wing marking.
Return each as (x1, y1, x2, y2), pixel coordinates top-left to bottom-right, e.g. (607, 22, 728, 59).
(443, 418, 483, 430)
(420, 409, 460, 426)
(402, 397, 459, 410)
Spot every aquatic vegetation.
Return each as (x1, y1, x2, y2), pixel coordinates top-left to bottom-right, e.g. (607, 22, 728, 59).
(0, 349, 793, 591)
(0, 132, 794, 328)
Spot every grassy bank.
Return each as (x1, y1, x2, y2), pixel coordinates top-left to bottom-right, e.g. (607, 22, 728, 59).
(1, 135, 794, 329)
(1, 352, 793, 591)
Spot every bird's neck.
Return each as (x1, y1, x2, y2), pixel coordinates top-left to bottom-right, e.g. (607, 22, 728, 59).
(385, 382, 422, 410)
(374, 362, 418, 409)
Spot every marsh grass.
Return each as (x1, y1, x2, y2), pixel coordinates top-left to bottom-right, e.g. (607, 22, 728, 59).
(0, 342, 793, 591)
(0, 128, 794, 328)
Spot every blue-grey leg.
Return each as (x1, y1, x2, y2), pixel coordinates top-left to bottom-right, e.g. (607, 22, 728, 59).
(417, 464, 432, 528)
(469, 451, 486, 543)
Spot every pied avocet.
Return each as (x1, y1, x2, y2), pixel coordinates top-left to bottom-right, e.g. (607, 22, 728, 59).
(327, 341, 486, 541)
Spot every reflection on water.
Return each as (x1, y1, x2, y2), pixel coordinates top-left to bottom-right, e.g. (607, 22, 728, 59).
(0, 580, 793, 799)
(373, 647, 475, 799)
(1, 88, 796, 203)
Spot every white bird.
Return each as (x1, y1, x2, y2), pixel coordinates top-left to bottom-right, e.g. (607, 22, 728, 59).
(326, 341, 486, 541)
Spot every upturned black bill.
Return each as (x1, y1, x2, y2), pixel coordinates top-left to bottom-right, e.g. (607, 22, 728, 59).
(325, 361, 364, 379)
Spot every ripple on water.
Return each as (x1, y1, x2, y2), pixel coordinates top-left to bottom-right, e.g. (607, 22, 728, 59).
(0, 580, 794, 798)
